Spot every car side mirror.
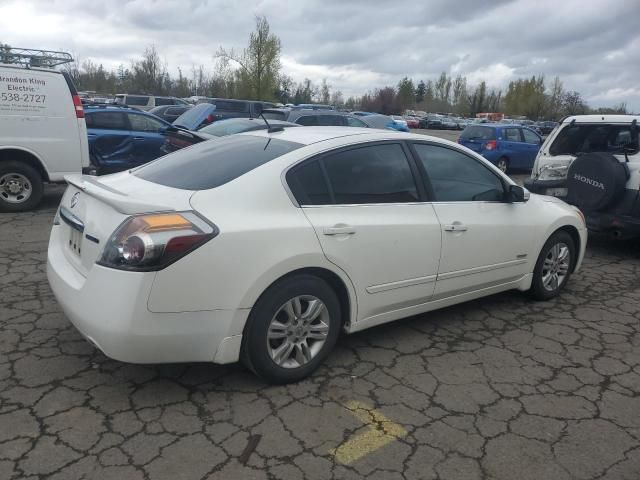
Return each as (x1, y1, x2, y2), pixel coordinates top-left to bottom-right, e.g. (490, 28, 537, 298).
(508, 185, 529, 203)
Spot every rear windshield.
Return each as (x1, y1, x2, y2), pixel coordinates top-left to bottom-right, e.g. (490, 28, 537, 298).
(198, 118, 259, 136)
(460, 126, 496, 140)
(123, 95, 150, 106)
(361, 115, 392, 129)
(549, 124, 639, 156)
(134, 135, 303, 190)
(263, 110, 288, 121)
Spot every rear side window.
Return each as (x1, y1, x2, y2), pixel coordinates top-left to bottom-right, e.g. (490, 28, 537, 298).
(212, 100, 249, 112)
(296, 115, 318, 126)
(124, 96, 150, 106)
(127, 113, 167, 132)
(549, 124, 639, 155)
(287, 160, 332, 205)
(135, 135, 303, 190)
(504, 128, 521, 142)
(287, 144, 418, 205)
(522, 128, 540, 144)
(460, 126, 496, 141)
(317, 115, 346, 126)
(85, 112, 128, 130)
(154, 97, 173, 106)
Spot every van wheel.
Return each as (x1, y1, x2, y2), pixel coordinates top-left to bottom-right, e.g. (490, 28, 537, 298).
(0, 161, 44, 212)
(496, 157, 509, 173)
(241, 274, 341, 384)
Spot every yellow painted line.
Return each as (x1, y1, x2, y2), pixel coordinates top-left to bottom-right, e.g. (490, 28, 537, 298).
(330, 400, 407, 465)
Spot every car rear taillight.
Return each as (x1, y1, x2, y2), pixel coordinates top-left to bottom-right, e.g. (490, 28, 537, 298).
(72, 94, 85, 118)
(484, 140, 497, 151)
(97, 212, 218, 271)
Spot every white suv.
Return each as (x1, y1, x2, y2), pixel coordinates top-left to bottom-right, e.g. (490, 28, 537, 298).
(525, 115, 640, 237)
(0, 49, 90, 212)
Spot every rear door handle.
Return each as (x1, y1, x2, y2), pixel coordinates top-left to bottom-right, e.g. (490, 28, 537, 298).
(444, 224, 468, 232)
(133, 136, 145, 140)
(323, 226, 356, 236)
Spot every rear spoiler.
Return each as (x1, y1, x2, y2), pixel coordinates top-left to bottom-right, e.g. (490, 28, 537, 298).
(65, 174, 174, 215)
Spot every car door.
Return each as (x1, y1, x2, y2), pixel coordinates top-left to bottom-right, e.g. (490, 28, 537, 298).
(502, 127, 526, 167)
(412, 142, 535, 299)
(287, 142, 442, 324)
(85, 111, 133, 170)
(521, 128, 542, 169)
(126, 112, 169, 164)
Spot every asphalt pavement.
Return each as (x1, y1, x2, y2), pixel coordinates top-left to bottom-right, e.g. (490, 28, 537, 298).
(1, 131, 639, 479)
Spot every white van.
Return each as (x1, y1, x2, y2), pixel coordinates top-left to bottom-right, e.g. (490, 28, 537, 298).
(0, 48, 90, 212)
(114, 94, 188, 111)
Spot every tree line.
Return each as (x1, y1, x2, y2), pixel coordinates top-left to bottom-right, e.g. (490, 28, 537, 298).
(2, 16, 630, 120)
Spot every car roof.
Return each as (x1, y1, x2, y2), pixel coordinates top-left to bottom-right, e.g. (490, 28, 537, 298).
(562, 114, 640, 124)
(237, 126, 449, 146)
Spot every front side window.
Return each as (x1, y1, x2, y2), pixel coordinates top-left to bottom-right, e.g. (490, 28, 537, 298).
(414, 143, 504, 202)
(85, 112, 128, 130)
(549, 124, 639, 155)
(128, 114, 167, 133)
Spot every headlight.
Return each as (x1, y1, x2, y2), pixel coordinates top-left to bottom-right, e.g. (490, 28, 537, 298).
(97, 211, 218, 271)
(537, 164, 569, 181)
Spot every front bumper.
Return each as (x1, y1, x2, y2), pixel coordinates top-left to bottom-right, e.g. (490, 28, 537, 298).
(46, 225, 245, 364)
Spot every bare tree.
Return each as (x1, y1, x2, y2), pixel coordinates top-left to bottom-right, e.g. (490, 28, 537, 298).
(216, 15, 281, 100)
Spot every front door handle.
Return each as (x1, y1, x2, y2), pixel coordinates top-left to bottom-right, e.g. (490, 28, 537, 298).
(444, 223, 468, 232)
(133, 136, 145, 140)
(323, 225, 356, 236)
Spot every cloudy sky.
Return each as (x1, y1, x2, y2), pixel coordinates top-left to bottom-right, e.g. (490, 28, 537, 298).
(1, 0, 639, 110)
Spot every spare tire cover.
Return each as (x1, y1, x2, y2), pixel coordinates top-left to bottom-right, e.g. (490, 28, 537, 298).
(566, 152, 628, 211)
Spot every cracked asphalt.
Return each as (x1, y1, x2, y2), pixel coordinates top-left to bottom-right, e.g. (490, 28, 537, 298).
(2, 170, 640, 479)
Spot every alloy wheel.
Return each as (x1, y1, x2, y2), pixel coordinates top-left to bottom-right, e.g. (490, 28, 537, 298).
(541, 242, 570, 292)
(497, 159, 508, 173)
(267, 295, 330, 369)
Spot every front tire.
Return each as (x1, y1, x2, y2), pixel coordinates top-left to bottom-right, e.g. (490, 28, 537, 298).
(0, 161, 44, 212)
(241, 274, 341, 384)
(529, 231, 575, 300)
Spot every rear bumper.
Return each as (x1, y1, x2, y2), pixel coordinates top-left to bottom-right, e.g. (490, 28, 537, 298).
(523, 178, 568, 198)
(46, 225, 245, 364)
(584, 212, 640, 237)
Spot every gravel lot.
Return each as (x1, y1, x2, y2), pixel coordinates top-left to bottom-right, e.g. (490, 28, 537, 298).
(1, 131, 639, 479)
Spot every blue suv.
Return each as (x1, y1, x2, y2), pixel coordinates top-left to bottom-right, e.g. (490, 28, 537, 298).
(84, 105, 172, 174)
(458, 124, 542, 172)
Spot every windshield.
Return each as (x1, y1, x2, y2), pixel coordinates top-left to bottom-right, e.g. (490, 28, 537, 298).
(460, 126, 496, 140)
(549, 124, 639, 156)
(135, 135, 303, 190)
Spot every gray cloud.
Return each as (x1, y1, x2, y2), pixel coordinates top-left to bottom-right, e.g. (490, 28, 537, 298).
(1, 0, 638, 110)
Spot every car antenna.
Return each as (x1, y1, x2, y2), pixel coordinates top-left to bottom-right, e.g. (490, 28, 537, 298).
(260, 111, 284, 133)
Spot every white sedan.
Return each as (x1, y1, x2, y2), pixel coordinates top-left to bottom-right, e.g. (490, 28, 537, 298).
(47, 127, 587, 384)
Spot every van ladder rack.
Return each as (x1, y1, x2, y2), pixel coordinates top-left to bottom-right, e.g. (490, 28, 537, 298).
(0, 47, 74, 68)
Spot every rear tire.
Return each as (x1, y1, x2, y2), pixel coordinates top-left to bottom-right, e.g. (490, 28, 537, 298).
(0, 161, 44, 212)
(528, 231, 575, 301)
(241, 274, 341, 384)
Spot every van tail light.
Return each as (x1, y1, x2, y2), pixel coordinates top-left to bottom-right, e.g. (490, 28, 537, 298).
(484, 140, 497, 151)
(97, 212, 218, 271)
(72, 94, 85, 118)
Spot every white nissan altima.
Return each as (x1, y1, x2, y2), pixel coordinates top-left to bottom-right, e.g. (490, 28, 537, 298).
(47, 127, 587, 384)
